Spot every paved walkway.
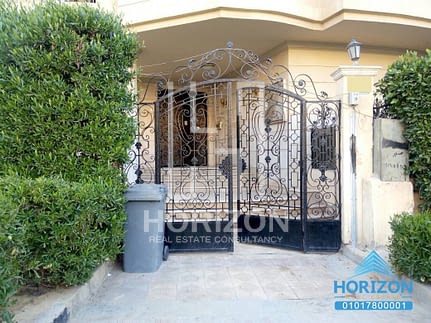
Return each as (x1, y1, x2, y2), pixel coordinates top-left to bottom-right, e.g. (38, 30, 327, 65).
(72, 243, 430, 323)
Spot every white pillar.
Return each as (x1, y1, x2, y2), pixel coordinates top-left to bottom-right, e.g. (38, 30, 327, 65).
(331, 66, 381, 247)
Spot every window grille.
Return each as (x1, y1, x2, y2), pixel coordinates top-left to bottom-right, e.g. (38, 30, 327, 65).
(311, 126, 336, 170)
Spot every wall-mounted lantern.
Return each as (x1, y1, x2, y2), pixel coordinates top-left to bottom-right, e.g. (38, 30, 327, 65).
(347, 39, 361, 65)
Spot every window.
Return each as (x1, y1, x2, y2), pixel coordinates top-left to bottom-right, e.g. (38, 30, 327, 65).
(311, 126, 336, 170)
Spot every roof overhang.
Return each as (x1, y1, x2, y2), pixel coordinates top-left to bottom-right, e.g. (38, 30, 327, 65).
(120, 4, 431, 75)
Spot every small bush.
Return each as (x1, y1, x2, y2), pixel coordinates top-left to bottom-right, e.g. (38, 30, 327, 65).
(0, 176, 126, 287)
(388, 212, 431, 283)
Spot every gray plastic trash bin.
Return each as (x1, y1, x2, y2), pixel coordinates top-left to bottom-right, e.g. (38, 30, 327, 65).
(124, 184, 167, 273)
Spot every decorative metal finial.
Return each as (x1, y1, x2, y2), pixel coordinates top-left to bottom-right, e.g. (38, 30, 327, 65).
(226, 41, 234, 49)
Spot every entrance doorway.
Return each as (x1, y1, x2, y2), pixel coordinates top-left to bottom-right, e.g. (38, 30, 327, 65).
(126, 46, 341, 252)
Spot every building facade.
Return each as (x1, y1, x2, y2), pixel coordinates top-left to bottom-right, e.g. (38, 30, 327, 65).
(119, 0, 430, 251)
(19, 0, 431, 251)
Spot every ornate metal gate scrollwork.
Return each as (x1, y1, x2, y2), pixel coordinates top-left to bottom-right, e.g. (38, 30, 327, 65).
(125, 43, 341, 252)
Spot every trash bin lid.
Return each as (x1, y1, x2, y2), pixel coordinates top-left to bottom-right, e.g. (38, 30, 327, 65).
(125, 184, 168, 202)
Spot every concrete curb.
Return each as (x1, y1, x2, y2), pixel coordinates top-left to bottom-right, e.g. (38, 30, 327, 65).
(340, 244, 431, 307)
(13, 261, 114, 323)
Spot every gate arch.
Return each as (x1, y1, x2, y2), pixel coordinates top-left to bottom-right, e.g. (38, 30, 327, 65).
(125, 44, 341, 252)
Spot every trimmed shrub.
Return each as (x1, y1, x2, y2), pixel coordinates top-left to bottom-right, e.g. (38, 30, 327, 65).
(388, 212, 431, 283)
(376, 50, 431, 210)
(0, 1, 137, 182)
(0, 1, 137, 318)
(0, 176, 126, 287)
(0, 193, 24, 322)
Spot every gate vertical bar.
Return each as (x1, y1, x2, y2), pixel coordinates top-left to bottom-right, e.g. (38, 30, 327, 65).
(167, 82, 174, 214)
(227, 82, 234, 251)
(155, 101, 161, 184)
(168, 83, 174, 170)
(300, 100, 308, 251)
(236, 88, 241, 230)
(135, 102, 143, 184)
(337, 99, 342, 231)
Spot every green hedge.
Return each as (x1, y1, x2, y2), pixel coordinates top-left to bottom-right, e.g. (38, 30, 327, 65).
(2, 176, 126, 286)
(0, 176, 126, 319)
(0, 193, 24, 323)
(0, 1, 137, 320)
(0, 1, 137, 182)
(376, 50, 431, 210)
(388, 212, 431, 283)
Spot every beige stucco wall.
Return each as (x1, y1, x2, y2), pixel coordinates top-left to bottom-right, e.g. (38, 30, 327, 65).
(119, 0, 431, 29)
(93, 0, 118, 12)
(362, 177, 414, 247)
(269, 45, 403, 98)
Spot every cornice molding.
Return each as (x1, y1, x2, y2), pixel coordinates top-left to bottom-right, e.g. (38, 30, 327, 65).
(331, 65, 382, 81)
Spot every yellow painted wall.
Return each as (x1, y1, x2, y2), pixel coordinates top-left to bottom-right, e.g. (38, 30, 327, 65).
(268, 45, 403, 99)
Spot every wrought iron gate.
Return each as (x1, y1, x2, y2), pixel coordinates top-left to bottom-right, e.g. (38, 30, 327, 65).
(155, 82, 234, 251)
(237, 85, 304, 249)
(125, 45, 341, 252)
(236, 86, 341, 251)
